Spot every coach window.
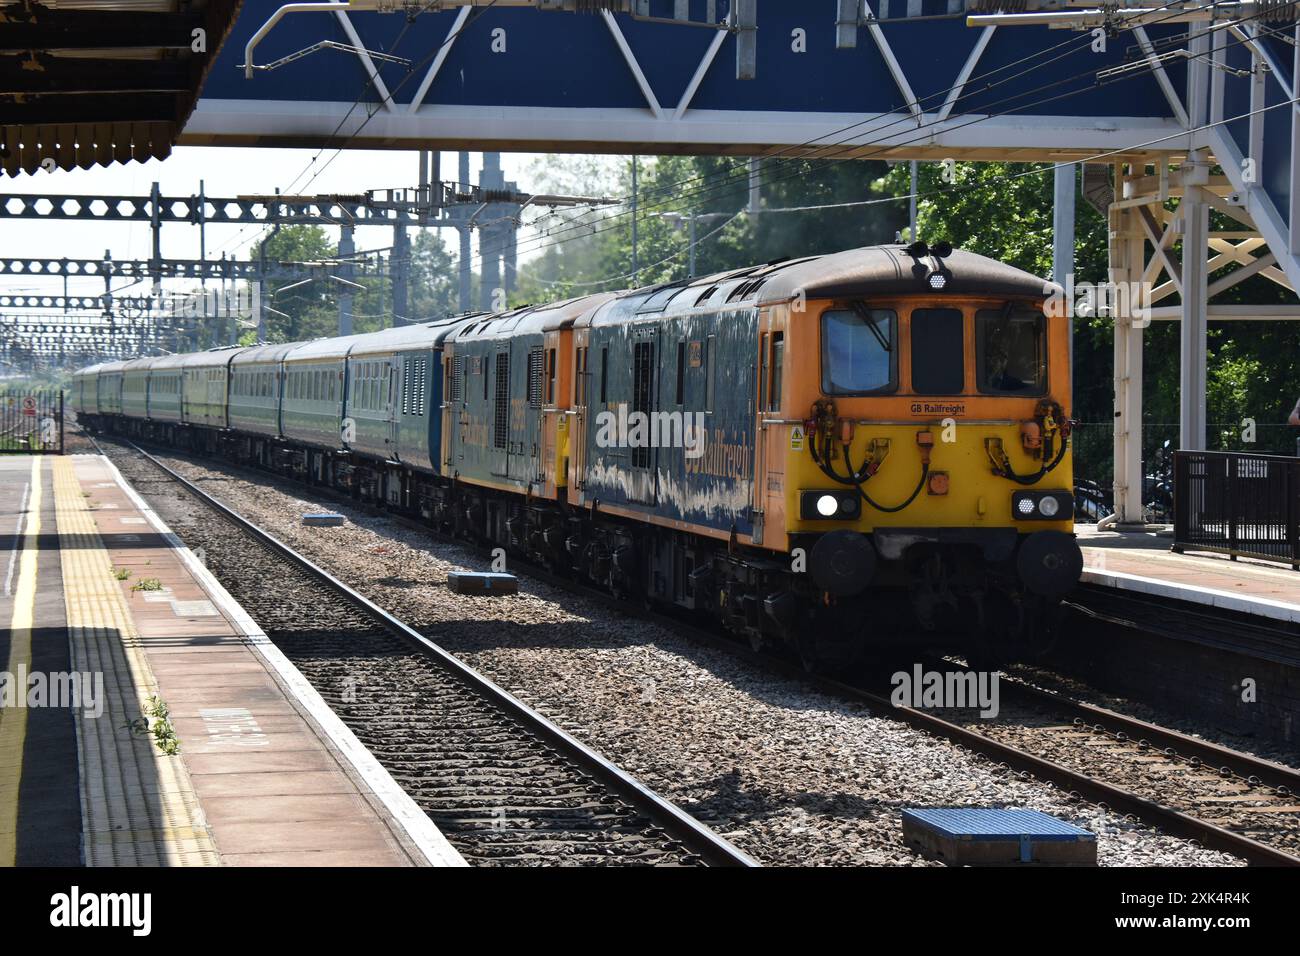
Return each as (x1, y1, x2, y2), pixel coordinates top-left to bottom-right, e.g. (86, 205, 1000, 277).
(821, 307, 896, 395)
(910, 308, 964, 395)
(976, 306, 1046, 395)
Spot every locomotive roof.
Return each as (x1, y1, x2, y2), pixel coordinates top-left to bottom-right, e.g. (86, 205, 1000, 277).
(453, 292, 618, 342)
(755, 245, 1055, 304)
(577, 245, 1052, 328)
(74, 247, 1050, 377)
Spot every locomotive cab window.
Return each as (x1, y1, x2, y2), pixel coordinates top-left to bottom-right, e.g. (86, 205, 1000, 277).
(769, 332, 783, 412)
(975, 306, 1047, 395)
(546, 348, 557, 406)
(821, 308, 896, 395)
(910, 308, 964, 395)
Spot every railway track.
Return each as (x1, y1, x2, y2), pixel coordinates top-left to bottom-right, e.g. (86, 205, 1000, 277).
(99, 436, 755, 868)
(667, 636, 1300, 867)
(920, 665, 1300, 865)
(97, 432, 1300, 866)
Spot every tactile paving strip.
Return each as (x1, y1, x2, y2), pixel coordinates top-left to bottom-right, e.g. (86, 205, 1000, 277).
(54, 457, 218, 866)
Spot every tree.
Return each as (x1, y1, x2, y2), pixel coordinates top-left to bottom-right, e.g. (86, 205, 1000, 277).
(408, 229, 459, 320)
(511, 153, 901, 303)
(250, 225, 336, 343)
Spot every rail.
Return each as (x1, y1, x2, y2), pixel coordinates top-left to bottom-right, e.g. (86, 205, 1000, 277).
(116, 438, 758, 868)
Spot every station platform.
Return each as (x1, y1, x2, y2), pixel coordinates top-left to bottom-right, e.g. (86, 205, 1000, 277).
(0, 454, 464, 867)
(1076, 524, 1300, 624)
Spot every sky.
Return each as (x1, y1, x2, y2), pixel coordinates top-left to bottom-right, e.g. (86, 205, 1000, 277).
(0, 147, 547, 302)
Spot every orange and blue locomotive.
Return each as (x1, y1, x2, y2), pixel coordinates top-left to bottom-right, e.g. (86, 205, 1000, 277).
(74, 242, 1082, 665)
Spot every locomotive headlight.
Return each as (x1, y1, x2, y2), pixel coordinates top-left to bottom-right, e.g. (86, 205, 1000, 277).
(800, 490, 862, 521)
(1012, 491, 1072, 521)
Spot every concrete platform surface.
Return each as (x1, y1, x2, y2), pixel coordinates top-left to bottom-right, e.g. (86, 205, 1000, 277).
(0, 455, 465, 868)
(1077, 523, 1300, 623)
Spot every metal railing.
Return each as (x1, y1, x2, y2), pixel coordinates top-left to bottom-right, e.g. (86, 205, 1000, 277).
(0, 389, 63, 454)
(1173, 450, 1299, 570)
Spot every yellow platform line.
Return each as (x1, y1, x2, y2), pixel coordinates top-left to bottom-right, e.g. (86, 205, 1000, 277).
(54, 457, 218, 866)
(0, 457, 41, 865)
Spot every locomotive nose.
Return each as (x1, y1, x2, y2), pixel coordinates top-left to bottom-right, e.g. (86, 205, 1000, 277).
(1015, 530, 1083, 597)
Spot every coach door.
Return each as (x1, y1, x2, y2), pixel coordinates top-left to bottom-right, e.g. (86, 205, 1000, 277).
(385, 355, 400, 457)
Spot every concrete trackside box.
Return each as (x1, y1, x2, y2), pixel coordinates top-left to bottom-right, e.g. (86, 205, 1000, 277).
(446, 571, 519, 596)
(902, 808, 1097, 866)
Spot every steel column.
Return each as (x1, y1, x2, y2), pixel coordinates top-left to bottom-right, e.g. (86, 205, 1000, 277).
(338, 223, 355, 336)
(1052, 162, 1076, 403)
(1179, 174, 1210, 452)
(1111, 170, 1146, 526)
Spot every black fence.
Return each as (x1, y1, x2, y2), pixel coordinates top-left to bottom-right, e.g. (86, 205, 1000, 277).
(0, 389, 63, 454)
(1173, 450, 1299, 569)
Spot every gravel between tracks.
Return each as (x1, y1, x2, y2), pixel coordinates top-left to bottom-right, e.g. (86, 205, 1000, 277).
(118, 445, 1242, 867)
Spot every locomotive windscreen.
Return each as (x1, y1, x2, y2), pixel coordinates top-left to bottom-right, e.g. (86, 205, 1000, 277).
(821, 308, 896, 395)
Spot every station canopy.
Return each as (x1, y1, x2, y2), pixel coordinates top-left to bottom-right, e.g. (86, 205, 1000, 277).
(0, 0, 243, 176)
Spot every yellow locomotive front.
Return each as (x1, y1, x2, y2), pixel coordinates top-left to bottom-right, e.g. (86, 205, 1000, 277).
(752, 244, 1082, 663)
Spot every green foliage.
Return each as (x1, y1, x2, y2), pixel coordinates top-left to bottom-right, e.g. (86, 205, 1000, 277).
(513, 154, 902, 304)
(249, 224, 464, 341)
(409, 229, 459, 320)
(252, 225, 338, 342)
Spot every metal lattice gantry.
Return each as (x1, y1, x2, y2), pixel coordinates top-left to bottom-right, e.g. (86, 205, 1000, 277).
(0, 150, 612, 363)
